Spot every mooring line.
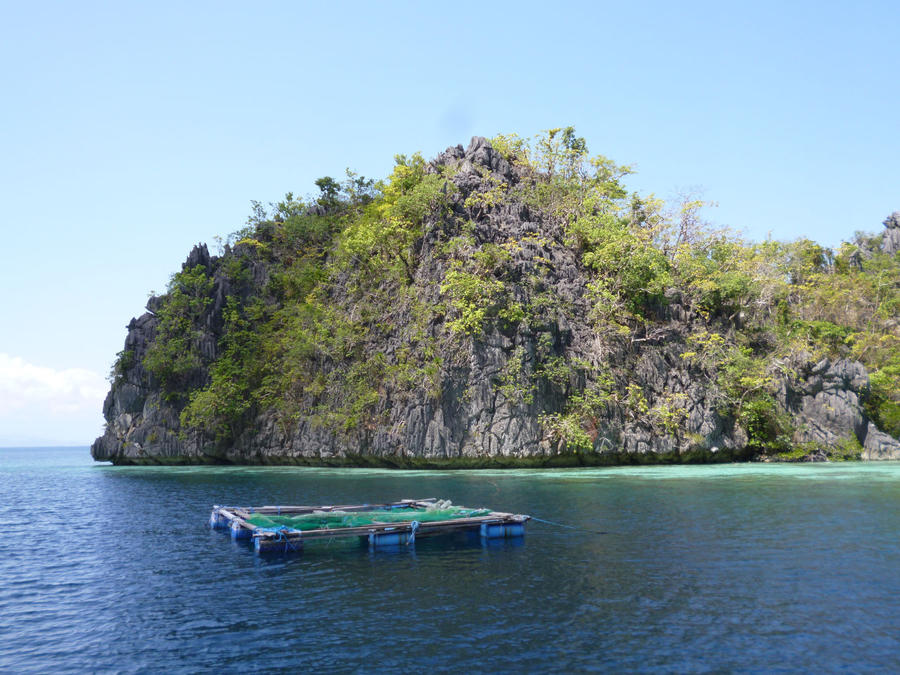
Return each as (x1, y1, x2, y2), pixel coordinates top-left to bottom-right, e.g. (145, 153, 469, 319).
(529, 515, 607, 534)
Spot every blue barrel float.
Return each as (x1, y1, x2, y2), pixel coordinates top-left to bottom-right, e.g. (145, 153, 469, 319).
(368, 530, 411, 548)
(255, 528, 303, 554)
(480, 521, 526, 539)
(369, 521, 419, 548)
(230, 519, 252, 540)
(208, 508, 229, 529)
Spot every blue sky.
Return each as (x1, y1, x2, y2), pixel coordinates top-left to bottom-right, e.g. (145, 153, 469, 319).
(1, 0, 897, 445)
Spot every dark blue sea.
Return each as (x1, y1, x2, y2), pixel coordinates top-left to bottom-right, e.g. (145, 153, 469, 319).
(1, 447, 898, 673)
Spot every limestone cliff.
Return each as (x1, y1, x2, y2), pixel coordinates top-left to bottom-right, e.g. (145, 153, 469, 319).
(92, 135, 900, 465)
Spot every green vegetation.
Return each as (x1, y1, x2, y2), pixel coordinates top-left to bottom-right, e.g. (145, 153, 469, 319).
(144, 265, 215, 400)
(147, 159, 449, 442)
(133, 128, 899, 459)
(541, 376, 615, 452)
(180, 296, 265, 443)
(109, 349, 134, 386)
(343, 153, 449, 282)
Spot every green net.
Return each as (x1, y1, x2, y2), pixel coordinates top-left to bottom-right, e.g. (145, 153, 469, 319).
(245, 506, 492, 531)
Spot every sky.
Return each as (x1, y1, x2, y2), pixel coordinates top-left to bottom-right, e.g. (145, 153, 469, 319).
(1, 0, 898, 446)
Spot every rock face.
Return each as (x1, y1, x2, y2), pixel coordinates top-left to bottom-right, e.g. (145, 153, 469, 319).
(783, 359, 870, 446)
(862, 423, 900, 459)
(883, 211, 900, 256)
(779, 358, 899, 457)
(91, 138, 900, 465)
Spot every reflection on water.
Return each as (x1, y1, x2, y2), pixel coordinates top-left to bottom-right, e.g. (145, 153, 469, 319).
(1, 447, 899, 672)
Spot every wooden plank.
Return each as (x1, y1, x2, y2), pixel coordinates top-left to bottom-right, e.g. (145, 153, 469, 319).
(248, 498, 437, 515)
(219, 508, 254, 531)
(216, 507, 237, 522)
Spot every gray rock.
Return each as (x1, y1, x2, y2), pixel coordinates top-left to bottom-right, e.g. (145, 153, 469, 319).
(184, 243, 211, 271)
(786, 358, 870, 447)
(862, 422, 900, 460)
(883, 211, 900, 255)
(465, 136, 512, 179)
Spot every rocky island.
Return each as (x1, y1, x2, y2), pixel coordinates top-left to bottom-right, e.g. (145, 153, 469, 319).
(92, 131, 900, 465)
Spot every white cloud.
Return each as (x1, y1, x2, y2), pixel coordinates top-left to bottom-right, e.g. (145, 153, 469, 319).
(0, 354, 108, 445)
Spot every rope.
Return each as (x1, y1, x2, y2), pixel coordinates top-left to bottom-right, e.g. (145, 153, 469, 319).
(276, 529, 299, 553)
(255, 525, 301, 552)
(407, 520, 419, 545)
(529, 516, 607, 534)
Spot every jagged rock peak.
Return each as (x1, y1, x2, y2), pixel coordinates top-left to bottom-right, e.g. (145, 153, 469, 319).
(431, 136, 512, 182)
(884, 212, 900, 230)
(184, 243, 212, 271)
(883, 211, 900, 255)
(465, 136, 512, 177)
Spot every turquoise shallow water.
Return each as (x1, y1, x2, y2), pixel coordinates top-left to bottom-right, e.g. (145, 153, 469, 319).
(1, 448, 899, 673)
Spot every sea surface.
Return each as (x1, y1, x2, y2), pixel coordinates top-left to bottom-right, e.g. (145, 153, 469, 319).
(1, 447, 898, 673)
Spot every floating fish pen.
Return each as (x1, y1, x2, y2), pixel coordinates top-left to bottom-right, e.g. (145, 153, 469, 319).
(209, 498, 530, 554)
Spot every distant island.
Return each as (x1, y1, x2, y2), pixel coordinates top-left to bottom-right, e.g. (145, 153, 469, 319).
(92, 131, 900, 466)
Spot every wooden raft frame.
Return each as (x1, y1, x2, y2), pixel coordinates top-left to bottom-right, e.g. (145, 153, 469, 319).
(209, 498, 530, 554)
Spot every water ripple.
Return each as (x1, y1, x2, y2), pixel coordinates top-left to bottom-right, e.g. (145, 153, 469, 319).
(1, 448, 899, 672)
